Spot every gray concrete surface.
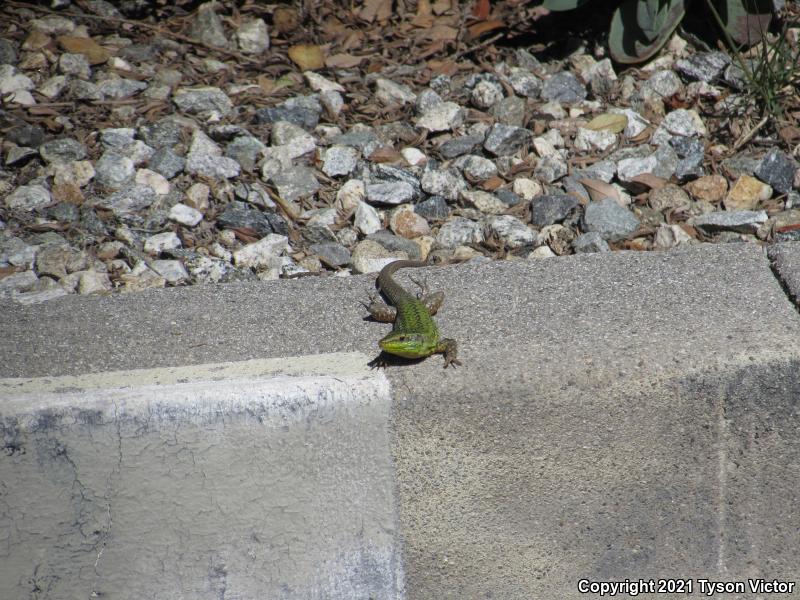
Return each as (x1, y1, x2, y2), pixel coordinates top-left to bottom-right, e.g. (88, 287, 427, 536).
(3, 242, 800, 599)
(0, 356, 403, 600)
(770, 242, 800, 307)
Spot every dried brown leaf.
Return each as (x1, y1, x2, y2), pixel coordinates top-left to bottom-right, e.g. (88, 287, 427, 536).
(585, 112, 627, 133)
(325, 53, 365, 69)
(273, 7, 300, 34)
(288, 44, 325, 71)
(629, 173, 667, 190)
(472, 0, 491, 20)
(57, 36, 110, 65)
(578, 179, 621, 203)
(368, 146, 403, 163)
(466, 19, 505, 41)
(359, 0, 393, 23)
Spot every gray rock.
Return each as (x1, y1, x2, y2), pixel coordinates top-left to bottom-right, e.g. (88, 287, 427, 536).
(436, 216, 485, 247)
(148, 147, 185, 179)
(533, 155, 568, 183)
(531, 194, 580, 227)
(59, 53, 91, 78)
(0, 271, 38, 294)
(572, 231, 610, 253)
(458, 155, 498, 180)
(366, 230, 422, 259)
(0, 38, 18, 65)
(495, 189, 522, 207)
(95, 184, 157, 217)
(692, 210, 768, 234)
(254, 96, 322, 130)
(49, 202, 80, 223)
(491, 95, 526, 127)
(583, 198, 640, 241)
(676, 51, 730, 82)
(414, 196, 450, 220)
(97, 77, 147, 99)
(416, 102, 464, 132)
(225, 136, 267, 172)
(322, 145, 360, 177)
(421, 168, 467, 200)
(217, 203, 274, 237)
(185, 130, 240, 179)
(0, 236, 36, 268)
(172, 86, 233, 116)
(6, 185, 51, 211)
(236, 18, 270, 54)
(721, 154, 760, 178)
(39, 137, 87, 164)
(6, 121, 44, 147)
(483, 123, 532, 156)
(271, 166, 319, 201)
(755, 147, 797, 194)
(332, 129, 382, 157)
(144, 231, 182, 254)
(644, 70, 683, 98)
(151, 259, 189, 284)
(366, 182, 415, 205)
(139, 117, 186, 149)
(95, 152, 135, 189)
(66, 79, 104, 101)
(485, 214, 535, 248)
(118, 43, 157, 63)
(309, 241, 351, 267)
(5, 146, 38, 167)
(415, 88, 442, 113)
(541, 71, 587, 103)
(190, 2, 230, 48)
(77, 270, 112, 295)
(506, 67, 541, 98)
(670, 137, 705, 181)
(438, 135, 484, 159)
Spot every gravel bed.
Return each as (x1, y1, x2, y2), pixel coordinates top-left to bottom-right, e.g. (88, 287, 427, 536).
(1, 1, 799, 304)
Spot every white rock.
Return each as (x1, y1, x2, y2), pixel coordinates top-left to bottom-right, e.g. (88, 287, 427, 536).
(135, 168, 170, 195)
(144, 231, 182, 254)
(169, 203, 203, 227)
(354, 201, 382, 235)
(233, 234, 290, 269)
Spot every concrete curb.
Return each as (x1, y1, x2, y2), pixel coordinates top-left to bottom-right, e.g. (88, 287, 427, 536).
(3, 242, 800, 598)
(1, 355, 403, 600)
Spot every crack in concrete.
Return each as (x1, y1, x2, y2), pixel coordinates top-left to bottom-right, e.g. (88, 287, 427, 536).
(767, 247, 800, 314)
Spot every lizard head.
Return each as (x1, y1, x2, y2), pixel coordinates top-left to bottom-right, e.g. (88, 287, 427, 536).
(379, 331, 436, 359)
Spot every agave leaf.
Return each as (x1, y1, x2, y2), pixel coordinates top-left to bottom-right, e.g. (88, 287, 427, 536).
(636, 0, 669, 42)
(542, 0, 591, 10)
(717, 0, 772, 46)
(609, 0, 685, 64)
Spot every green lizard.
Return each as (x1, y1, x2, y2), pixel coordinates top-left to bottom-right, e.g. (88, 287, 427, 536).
(366, 260, 461, 368)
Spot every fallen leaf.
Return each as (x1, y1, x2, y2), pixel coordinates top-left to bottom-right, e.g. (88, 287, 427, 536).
(579, 178, 621, 204)
(0, 266, 20, 279)
(629, 126, 652, 144)
(466, 19, 504, 40)
(57, 35, 110, 65)
(424, 24, 460, 41)
(585, 112, 628, 133)
(432, 0, 452, 14)
(779, 125, 800, 145)
(480, 176, 504, 191)
(368, 146, 403, 163)
(359, 0, 392, 23)
(288, 44, 325, 71)
(472, 0, 491, 20)
(426, 59, 459, 76)
(325, 53, 365, 69)
(273, 7, 300, 34)
(412, 0, 435, 27)
(629, 173, 667, 190)
(257, 74, 295, 94)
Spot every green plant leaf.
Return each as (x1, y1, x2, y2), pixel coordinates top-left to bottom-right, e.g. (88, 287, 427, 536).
(609, 0, 685, 64)
(716, 0, 772, 45)
(542, 0, 591, 11)
(637, 0, 670, 42)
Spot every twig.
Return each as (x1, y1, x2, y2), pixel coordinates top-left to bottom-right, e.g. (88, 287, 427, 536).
(452, 32, 504, 61)
(732, 115, 769, 151)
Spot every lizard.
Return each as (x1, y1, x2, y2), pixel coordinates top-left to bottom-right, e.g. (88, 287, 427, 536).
(366, 260, 461, 368)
